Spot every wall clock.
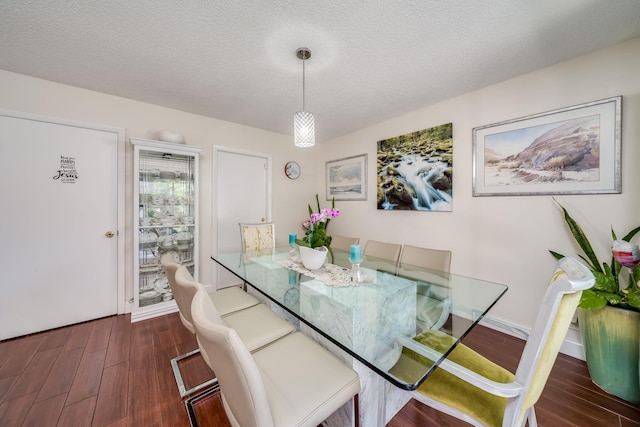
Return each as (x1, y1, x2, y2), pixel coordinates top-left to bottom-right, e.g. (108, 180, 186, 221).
(284, 161, 301, 179)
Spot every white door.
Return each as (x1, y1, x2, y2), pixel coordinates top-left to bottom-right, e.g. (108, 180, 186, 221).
(213, 147, 271, 288)
(0, 112, 122, 340)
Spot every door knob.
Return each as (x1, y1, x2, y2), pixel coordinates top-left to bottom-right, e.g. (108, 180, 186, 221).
(261, 218, 265, 222)
(105, 231, 115, 238)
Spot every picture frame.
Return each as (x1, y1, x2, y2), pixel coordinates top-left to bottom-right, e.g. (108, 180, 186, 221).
(326, 154, 367, 201)
(376, 123, 453, 211)
(472, 96, 621, 196)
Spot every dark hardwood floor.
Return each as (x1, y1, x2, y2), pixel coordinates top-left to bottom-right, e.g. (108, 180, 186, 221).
(1, 312, 638, 426)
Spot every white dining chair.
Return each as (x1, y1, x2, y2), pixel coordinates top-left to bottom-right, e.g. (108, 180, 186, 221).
(399, 245, 452, 331)
(161, 253, 261, 397)
(190, 287, 362, 427)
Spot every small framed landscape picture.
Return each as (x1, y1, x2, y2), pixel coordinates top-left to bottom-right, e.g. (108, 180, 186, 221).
(326, 154, 367, 201)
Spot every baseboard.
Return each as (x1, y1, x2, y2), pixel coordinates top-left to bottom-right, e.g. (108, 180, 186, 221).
(479, 315, 586, 361)
(130, 303, 179, 323)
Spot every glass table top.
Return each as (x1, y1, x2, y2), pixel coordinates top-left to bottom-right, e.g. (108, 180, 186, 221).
(211, 247, 508, 390)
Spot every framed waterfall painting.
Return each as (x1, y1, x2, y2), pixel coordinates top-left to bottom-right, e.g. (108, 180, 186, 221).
(326, 154, 367, 201)
(472, 96, 622, 196)
(376, 123, 453, 211)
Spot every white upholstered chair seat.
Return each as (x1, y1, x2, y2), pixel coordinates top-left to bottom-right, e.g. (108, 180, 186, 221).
(176, 285, 261, 334)
(222, 303, 296, 352)
(173, 266, 295, 353)
(248, 332, 360, 427)
(212, 286, 261, 317)
(161, 253, 259, 330)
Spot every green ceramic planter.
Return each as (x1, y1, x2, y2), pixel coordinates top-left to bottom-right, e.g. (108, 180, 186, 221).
(578, 306, 640, 404)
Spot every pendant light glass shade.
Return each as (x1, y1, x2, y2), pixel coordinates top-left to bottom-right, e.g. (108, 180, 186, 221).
(294, 47, 315, 147)
(294, 110, 315, 147)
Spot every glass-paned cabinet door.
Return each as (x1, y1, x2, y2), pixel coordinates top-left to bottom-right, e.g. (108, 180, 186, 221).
(130, 138, 201, 322)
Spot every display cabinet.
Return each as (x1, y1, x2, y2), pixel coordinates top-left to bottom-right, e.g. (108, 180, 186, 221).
(130, 137, 201, 322)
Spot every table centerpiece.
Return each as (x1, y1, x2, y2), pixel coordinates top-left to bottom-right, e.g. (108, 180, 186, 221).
(296, 194, 340, 270)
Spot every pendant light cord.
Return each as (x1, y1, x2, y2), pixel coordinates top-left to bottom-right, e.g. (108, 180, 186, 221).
(301, 52, 306, 111)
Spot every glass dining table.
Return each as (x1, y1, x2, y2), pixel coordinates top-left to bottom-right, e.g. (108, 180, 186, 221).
(211, 247, 508, 427)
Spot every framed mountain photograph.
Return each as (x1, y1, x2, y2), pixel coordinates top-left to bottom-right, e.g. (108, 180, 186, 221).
(472, 96, 621, 196)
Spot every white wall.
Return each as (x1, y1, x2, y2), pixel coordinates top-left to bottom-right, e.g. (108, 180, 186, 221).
(319, 37, 640, 340)
(0, 69, 319, 304)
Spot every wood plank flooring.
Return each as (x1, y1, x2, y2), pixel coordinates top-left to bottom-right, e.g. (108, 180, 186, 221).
(1, 312, 638, 426)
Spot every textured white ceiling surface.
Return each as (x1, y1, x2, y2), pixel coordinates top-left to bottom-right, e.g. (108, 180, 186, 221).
(1, 0, 639, 142)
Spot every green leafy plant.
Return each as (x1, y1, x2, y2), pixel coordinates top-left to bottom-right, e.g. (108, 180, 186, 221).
(550, 201, 640, 310)
(295, 194, 340, 249)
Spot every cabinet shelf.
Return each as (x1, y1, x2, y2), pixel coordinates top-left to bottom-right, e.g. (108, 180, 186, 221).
(140, 206, 193, 209)
(138, 224, 195, 229)
(139, 176, 194, 183)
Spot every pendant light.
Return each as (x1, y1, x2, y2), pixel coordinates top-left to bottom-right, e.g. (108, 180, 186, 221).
(294, 47, 315, 147)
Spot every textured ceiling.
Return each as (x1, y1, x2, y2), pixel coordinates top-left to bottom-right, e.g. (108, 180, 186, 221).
(1, 0, 639, 142)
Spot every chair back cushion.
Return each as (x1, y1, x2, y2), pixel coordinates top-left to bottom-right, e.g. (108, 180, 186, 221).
(160, 253, 193, 332)
(191, 289, 274, 427)
(240, 223, 275, 252)
(330, 235, 360, 252)
(174, 266, 225, 327)
(399, 245, 452, 272)
(363, 240, 402, 262)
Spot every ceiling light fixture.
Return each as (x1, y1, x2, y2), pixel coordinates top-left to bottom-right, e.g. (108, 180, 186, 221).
(294, 47, 315, 147)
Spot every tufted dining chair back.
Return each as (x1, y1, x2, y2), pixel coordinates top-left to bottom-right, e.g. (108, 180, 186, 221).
(239, 222, 275, 252)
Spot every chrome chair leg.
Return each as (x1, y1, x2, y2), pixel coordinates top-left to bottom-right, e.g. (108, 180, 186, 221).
(171, 348, 218, 398)
(185, 383, 222, 427)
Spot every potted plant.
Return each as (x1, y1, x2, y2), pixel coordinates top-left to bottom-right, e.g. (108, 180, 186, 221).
(550, 201, 640, 403)
(295, 194, 340, 269)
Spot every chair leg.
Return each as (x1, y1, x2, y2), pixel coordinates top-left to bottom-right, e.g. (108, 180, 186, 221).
(353, 394, 360, 427)
(185, 384, 222, 427)
(171, 348, 218, 398)
(527, 407, 538, 427)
